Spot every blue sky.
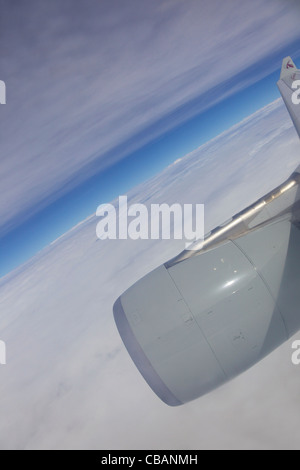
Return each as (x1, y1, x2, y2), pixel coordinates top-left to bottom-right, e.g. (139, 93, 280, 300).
(1, 0, 300, 278)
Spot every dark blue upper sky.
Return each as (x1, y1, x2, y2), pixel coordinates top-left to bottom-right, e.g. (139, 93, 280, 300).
(1, 0, 300, 278)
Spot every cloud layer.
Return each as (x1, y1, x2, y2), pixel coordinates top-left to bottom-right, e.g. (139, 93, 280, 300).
(1, 0, 300, 234)
(0, 99, 300, 449)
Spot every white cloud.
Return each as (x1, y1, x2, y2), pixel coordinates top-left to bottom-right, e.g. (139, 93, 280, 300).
(0, 99, 300, 449)
(1, 0, 300, 233)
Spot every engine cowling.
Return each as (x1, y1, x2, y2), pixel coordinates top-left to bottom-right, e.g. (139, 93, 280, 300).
(114, 219, 300, 406)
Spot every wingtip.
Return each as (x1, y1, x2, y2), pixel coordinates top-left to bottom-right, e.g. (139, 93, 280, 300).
(280, 56, 297, 80)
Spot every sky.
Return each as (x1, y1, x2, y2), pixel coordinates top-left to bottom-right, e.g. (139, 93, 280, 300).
(0, 99, 300, 449)
(1, 0, 300, 277)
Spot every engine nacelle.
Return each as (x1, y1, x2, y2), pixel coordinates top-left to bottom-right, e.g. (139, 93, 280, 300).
(114, 219, 300, 405)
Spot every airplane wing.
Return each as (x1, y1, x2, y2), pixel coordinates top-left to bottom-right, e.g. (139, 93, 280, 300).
(113, 58, 300, 406)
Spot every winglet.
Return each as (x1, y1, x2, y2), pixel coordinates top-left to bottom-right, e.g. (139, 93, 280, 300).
(277, 56, 300, 138)
(280, 56, 297, 79)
